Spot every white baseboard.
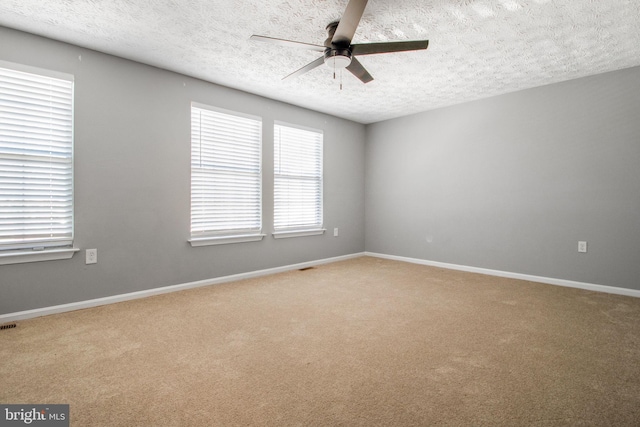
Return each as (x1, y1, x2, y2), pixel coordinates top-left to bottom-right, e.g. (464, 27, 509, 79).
(365, 252, 640, 298)
(0, 252, 365, 323)
(4, 251, 636, 323)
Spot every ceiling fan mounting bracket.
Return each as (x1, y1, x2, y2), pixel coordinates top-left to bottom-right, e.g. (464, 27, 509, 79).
(324, 21, 341, 47)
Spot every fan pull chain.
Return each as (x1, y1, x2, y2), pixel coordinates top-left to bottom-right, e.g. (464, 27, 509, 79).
(331, 57, 343, 90)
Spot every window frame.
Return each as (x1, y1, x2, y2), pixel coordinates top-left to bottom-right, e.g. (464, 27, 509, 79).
(273, 121, 325, 239)
(189, 103, 265, 247)
(0, 60, 78, 265)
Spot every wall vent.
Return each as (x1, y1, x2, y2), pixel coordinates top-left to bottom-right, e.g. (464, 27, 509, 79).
(0, 323, 17, 330)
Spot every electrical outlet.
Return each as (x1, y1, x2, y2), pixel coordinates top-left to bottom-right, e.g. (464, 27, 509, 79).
(333, 227, 339, 237)
(578, 241, 587, 253)
(86, 248, 97, 264)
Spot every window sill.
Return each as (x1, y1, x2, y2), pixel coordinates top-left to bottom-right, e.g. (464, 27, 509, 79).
(272, 229, 326, 239)
(0, 247, 79, 265)
(189, 233, 266, 247)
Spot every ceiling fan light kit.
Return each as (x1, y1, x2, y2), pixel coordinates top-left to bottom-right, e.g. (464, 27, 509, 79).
(250, 0, 429, 85)
(324, 48, 352, 69)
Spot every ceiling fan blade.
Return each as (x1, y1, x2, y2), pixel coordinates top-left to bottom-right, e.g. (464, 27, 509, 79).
(351, 40, 429, 56)
(282, 56, 326, 80)
(346, 57, 373, 83)
(250, 35, 325, 52)
(332, 0, 368, 46)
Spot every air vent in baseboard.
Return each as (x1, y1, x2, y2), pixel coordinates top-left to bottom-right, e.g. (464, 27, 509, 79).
(1, 323, 17, 330)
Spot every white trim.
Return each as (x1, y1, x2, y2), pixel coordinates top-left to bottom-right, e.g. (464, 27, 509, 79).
(0, 248, 79, 266)
(0, 59, 74, 82)
(274, 120, 323, 135)
(190, 102, 261, 122)
(189, 234, 266, 247)
(365, 252, 640, 298)
(0, 252, 365, 323)
(272, 229, 326, 239)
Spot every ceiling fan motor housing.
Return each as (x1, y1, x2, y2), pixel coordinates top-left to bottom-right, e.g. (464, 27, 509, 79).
(323, 21, 352, 68)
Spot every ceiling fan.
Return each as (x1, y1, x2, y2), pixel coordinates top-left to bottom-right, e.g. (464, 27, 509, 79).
(250, 0, 429, 84)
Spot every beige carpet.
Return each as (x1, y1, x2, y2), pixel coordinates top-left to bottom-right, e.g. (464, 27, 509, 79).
(2, 256, 640, 426)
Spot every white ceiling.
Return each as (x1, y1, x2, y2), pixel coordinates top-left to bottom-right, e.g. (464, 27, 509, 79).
(1, 0, 639, 124)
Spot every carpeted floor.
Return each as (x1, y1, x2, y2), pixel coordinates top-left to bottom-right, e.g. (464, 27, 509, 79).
(1, 256, 640, 426)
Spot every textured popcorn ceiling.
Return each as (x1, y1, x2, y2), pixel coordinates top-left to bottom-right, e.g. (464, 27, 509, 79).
(1, 0, 639, 123)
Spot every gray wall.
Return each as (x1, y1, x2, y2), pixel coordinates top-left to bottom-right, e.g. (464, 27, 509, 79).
(0, 27, 366, 315)
(2, 26, 639, 316)
(366, 66, 640, 291)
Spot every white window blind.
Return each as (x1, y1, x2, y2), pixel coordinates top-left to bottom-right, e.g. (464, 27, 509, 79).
(274, 123, 323, 231)
(190, 104, 262, 239)
(0, 64, 74, 252)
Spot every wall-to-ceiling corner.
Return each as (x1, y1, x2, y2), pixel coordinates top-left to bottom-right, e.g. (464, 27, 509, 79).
(0, 26, 366, 316)
(365, 66, 640, 292)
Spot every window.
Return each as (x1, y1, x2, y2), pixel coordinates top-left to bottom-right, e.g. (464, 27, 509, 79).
(273, 122, 324, 238)
(0, 61, 76, 264)
(190, 103, 263, 246)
